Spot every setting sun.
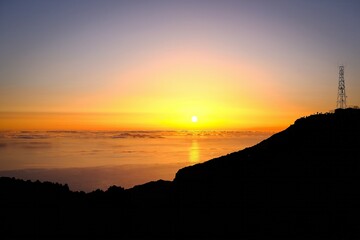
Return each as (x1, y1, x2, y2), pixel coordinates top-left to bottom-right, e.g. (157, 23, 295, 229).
(191, 116, 198, 123)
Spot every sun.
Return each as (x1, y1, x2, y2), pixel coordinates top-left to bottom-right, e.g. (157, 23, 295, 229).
(191, 116, 198, 123)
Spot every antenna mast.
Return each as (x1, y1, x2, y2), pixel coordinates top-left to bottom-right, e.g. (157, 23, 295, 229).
(337, 65, 347, 109)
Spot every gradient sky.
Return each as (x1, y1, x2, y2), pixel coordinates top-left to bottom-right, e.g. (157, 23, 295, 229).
(1, 0, 360, 130)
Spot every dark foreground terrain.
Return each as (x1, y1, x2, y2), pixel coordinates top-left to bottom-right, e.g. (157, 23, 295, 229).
(1, 108, 360, 239)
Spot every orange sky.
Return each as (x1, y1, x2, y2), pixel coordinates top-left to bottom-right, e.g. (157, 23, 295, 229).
(0, 47, 347, 131)
(0, 49, 315, 131)
(1, 1, 359, 131)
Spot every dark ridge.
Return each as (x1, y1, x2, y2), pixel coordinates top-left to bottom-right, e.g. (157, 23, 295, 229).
(1, 108, 360, 239)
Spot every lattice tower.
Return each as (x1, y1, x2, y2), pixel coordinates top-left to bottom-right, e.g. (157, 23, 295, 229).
(337, 65, 347, 109)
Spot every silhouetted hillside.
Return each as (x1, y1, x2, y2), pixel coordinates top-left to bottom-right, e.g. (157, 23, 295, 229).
(1, 108, 360, 239)
(172, 108, 360, 238)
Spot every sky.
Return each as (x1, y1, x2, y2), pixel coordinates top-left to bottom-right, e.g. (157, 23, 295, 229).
(1, 0, 360, 131)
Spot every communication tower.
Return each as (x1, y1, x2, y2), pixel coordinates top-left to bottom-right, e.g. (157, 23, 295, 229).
(337, 65, 347, 109)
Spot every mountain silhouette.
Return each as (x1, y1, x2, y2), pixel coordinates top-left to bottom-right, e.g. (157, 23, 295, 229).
(1, 108, 359, 239)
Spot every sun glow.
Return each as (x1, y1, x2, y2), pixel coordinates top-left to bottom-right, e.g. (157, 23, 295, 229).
(0, 49, 296, 132)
